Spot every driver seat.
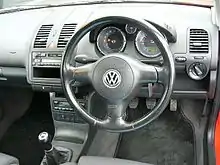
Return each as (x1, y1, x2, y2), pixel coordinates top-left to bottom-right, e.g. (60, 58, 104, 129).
(63, 156, 153, 165)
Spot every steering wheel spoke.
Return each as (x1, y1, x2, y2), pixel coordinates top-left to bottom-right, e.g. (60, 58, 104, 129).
(106, 100, 128, 119)
(101, 99, 130, 130)
(66, 63, 94, 84)
(138, 62, 158, 84)
(155, 66, 169, 85)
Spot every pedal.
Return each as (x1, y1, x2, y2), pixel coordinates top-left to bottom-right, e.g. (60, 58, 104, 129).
(129, 98, 139, 109)
(170, 99, 177, 111)
(146, 99, 156, 110)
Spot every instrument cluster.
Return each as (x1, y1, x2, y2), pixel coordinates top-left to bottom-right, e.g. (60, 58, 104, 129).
(94, 24, 163, 58)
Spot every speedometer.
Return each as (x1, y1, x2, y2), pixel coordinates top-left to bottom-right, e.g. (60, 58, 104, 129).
(96, 26, 126, 55)
(135, 31, 160, 58)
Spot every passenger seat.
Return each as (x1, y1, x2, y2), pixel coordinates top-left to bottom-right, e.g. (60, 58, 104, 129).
(62, 156, 153, 165)
(0, 153, 19, 165)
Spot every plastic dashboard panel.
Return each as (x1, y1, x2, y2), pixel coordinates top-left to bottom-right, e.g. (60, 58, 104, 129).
(0, 3, 217, 99)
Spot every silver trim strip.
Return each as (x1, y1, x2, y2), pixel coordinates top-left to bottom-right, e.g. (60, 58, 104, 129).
(208, 70, 217, 99)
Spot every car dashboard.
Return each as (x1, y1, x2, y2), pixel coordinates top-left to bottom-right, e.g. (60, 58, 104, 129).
(0, 3, 218, 99)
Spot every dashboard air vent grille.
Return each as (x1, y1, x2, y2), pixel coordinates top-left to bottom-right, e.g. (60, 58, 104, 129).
(57, 23, 77, 48)
(189, 29, 209, 53)
(34, 24, 53, 48)
(58, 23, 77, 48)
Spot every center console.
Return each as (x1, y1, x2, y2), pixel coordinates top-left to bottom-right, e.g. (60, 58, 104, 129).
(48, 92, 89, 163)
(50, 92, 86, 124)
(28, 23, 91, 163)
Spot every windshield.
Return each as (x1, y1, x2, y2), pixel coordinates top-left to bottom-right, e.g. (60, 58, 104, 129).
(0, 0, 213, 8)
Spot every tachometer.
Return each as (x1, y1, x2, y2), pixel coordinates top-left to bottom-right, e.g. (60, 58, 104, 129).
(135, 31, 160, 58)
(96, 26, 126, 55)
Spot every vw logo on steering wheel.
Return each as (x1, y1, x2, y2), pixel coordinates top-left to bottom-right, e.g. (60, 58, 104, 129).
(103, 69, 122, 88)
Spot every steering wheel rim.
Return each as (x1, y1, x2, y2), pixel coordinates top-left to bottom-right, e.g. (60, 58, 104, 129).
(61, 16, 175, 132)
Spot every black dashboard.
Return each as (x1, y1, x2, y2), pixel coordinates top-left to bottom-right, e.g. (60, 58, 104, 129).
(0, 3, 218, 99)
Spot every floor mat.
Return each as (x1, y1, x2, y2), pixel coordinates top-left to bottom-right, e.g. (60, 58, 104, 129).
(117, 106, 194, 165)
(0, 93, 54, 165)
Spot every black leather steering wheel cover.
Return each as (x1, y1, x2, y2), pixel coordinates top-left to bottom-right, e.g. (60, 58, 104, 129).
(61, 16, 175, 132)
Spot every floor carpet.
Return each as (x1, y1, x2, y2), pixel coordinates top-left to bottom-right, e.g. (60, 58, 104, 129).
(117, 102, 194, 165)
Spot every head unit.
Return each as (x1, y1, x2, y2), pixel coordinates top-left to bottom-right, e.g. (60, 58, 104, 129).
(28, 51, 64, 85)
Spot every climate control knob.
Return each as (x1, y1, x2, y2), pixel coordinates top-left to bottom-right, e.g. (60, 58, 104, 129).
(188, 62, 207, 80)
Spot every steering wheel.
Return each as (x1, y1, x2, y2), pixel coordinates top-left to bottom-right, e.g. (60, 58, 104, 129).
(61, 16, 175, 132)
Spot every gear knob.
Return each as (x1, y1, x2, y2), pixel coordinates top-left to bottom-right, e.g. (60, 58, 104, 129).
(38, 132, 52, 151)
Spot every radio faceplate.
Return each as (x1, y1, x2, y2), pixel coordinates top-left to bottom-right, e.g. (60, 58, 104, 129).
(32, 52, 63, 67)
(29, 51, 64, 83)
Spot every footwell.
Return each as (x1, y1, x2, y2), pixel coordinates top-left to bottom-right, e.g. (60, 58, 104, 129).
(117, 106, 194, 165)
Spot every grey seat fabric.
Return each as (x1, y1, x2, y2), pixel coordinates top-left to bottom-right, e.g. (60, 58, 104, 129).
(62, 156, 153, 165)
(62, 163, 77, 165)
(0, 153, 19, 165)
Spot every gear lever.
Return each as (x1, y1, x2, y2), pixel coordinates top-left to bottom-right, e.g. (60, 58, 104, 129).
(38, 132, 60, 165)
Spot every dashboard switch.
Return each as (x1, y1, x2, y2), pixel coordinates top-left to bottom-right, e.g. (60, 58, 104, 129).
(175, 56, 187, 63)
(194, 65, 203, 76)
(188, 62, 207, 80)
(41, 53, 46, 57)
(194, 56, 204, 60)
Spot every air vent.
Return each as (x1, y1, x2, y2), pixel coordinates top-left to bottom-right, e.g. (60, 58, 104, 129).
(34, 24, 53, 48)
(189, 29, 209, 53)
(58, 23, 77, 48)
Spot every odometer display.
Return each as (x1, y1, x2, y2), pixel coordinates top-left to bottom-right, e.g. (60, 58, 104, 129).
(135, 31, 160, 58)
(96, 26, 126, 55)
